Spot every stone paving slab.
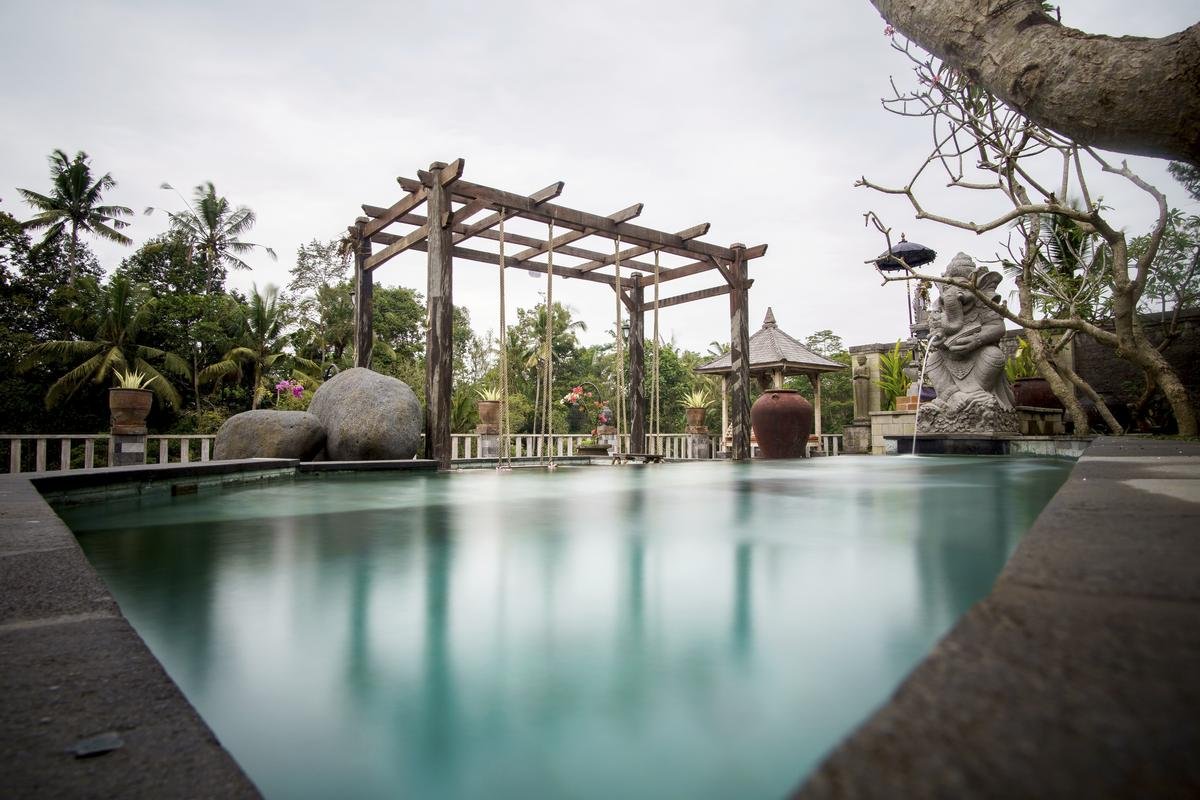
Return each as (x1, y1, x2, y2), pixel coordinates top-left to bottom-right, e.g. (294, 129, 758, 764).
(1, 617, 259, 799)
(793, 437, 1200, 799)
(0, 471, 262, 798)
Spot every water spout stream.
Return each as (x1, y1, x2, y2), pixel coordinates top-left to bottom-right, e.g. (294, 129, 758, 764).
(911, 341, 933, 455)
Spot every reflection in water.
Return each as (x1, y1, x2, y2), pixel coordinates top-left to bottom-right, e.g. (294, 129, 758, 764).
(67, 457, 1071, 800)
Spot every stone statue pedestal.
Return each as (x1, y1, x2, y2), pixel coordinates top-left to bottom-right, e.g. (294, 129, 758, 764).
(111, 432, 148, 466)
(476, 424, 500, 458)
(842, 421, 871, 454)
(596, 424, 618, 452)
(688, 432, 712, 459)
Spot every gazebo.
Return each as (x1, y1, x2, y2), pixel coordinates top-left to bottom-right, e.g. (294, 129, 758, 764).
(696, 308, 845, 443)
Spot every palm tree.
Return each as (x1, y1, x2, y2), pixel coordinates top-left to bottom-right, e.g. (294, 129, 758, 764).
(149, 182, 276, 293)
(17, 150, 133, 285)
(19, 276, 188, 409)
(200, 284, 289, 409)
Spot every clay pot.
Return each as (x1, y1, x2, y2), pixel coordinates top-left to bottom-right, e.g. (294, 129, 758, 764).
(1012, 377, 1063, 410)
(684, 406, 707, 431)
(477, 400, 500, 427)
(109, 388, 153, 435)
(750, 388, 813, 459)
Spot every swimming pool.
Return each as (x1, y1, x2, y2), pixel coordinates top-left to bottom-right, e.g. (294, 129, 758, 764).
(63, 456, 1071, 799)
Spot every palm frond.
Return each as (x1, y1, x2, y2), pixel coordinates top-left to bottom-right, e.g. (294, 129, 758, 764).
(133, 358, 182, 409)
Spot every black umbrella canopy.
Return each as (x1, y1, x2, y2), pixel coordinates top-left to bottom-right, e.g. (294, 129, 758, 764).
(874, 239, 936, 272)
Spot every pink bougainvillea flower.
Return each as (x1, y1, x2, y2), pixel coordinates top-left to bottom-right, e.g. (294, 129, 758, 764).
(291, 385, 304, 398)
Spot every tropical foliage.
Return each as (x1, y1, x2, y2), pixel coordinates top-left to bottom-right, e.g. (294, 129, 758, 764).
(19, 275, 188, 409)
(17, 150, 133, 284)
(873, 341, 911, 411)
(148, 182, 276, 292)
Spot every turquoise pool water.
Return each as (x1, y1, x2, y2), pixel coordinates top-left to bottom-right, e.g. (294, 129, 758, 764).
(64, 456, 1071, 799)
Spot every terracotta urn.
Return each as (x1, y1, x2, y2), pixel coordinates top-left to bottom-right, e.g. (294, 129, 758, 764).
(684, 406, 707, 431)
(750, 388, 813, 459)
(1012, 377, 1063, 409)
(477, 400, 501, 427)
(109, 388, 153, 435)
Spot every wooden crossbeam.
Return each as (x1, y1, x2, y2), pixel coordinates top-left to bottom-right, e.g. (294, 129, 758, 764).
(510, 203, 643, 263)
(363, 223, 429, 272)
(640, 281, 754, 312)
(449, 198, 490, 228)
(363, 205, 660, 272)
(361, 188, 427, 240)
(405, 241, 619, 287)
(415, 159, 466, 189)
(575, 222, 711, 273)
(413, 177, 738, 262)
(452, 181, 563, 244)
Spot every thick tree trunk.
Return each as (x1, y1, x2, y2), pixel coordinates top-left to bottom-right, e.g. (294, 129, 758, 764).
(870, 0, 1200, 164)
(1025, 328, 1089, 434)
(1122, 336, 1198, 436)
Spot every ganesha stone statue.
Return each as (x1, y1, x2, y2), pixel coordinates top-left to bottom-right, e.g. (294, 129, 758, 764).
(917, 253, 1019, 434)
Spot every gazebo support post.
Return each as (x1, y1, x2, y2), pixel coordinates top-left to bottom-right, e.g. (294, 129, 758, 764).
(424, 165, 454, 470)
(728, 244, 751, 461)
(353, 218, 374, 368)
(813, 372, 823, 439)
(627, 284, 646, 455)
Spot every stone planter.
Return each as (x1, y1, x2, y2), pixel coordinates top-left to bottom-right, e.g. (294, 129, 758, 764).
(1012, 377, 1063, 409)
(577, 444, 611, 456)
(109, 388, 153, 434)
(750, 388, 813, 459)
(685, 406, 708, 432)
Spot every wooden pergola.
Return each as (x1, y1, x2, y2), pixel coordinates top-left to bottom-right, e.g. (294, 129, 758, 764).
(349, 159, 768, 469)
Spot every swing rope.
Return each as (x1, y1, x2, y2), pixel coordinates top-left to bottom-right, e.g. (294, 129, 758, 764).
(652, 249, 661, 447)
(543, 221, 556, 467)
(614, 236, 626, 451)
(497, 212, 511, 470)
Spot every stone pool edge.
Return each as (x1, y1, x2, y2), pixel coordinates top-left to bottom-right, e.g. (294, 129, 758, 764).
(793, 435, 1200, 798)
(0, 461, 291, 798)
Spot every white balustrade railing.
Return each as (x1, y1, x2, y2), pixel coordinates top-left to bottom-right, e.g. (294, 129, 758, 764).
(2, 434, 217, 474)
(4, 430, 841, 474)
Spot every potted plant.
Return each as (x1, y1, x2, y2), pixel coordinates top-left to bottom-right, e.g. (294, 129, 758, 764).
(109, 369, 159, 434)
(476, 385, 503, 428)
(680, 388, 713, 431)
(1006, 340, 1062, 409)
(575, 435, 610, 456)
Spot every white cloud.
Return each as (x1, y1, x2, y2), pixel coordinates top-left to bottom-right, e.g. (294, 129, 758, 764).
(2, 0, 1195, 353)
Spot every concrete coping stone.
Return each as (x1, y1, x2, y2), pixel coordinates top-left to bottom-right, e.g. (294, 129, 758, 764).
(793, 436, 1200, 798)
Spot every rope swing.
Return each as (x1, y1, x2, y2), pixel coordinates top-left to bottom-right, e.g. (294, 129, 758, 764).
(542, 220, 556, 468)
(497, 212, 512, 470)
(614, 237, 627, 450)
(651, 249, 662, 445)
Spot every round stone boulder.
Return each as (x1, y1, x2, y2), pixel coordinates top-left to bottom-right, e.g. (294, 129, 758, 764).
(308, 368, 421, 461)
(213, 410, 326, 461)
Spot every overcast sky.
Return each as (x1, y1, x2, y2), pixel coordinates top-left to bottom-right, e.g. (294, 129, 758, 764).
(2, 1, 1197, 354)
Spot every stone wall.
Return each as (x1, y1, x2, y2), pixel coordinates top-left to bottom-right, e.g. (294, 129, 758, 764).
(869, 410, 915, 455)
(1070, 308, 1200, 432)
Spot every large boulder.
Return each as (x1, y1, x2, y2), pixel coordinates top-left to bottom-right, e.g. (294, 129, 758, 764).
(213, 410, 326, 461)
(308, 368, 421, 460)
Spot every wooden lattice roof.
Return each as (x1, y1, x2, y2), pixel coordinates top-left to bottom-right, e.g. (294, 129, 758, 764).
(352, 158, 768, 313)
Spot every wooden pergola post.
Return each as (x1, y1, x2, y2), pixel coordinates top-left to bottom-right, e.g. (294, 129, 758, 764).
(353, 218, 373, 368)
(813, 372, 823, 438)
(627, 283, 645, 454)
(425, 163, 454, 469)
(728, 244, 751, 461)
